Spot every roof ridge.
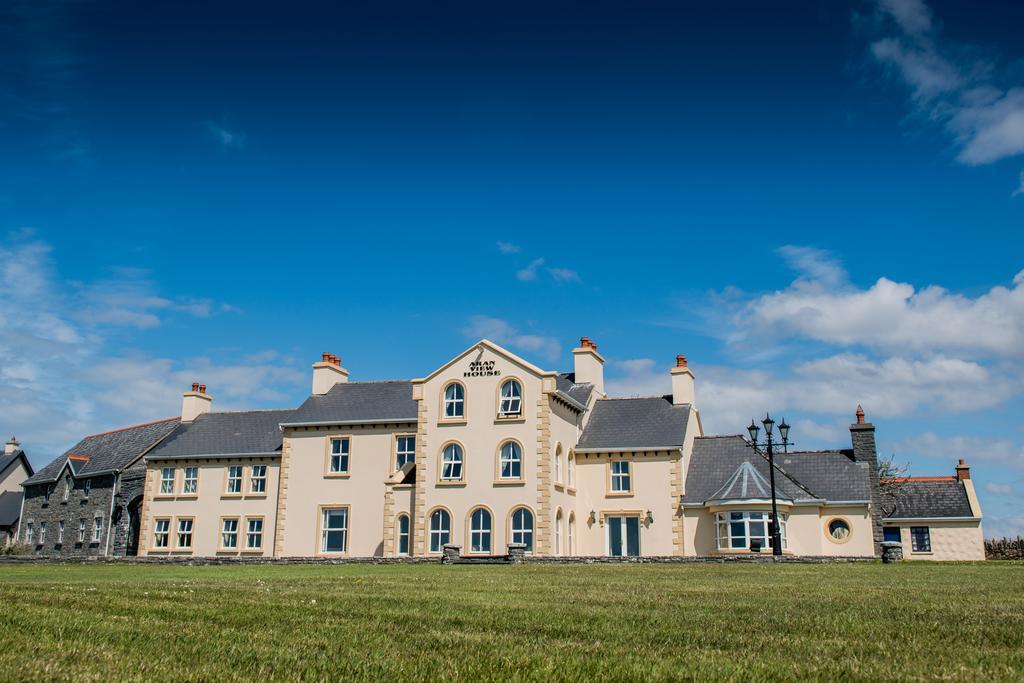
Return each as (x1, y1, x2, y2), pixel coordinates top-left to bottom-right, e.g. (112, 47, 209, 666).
(322, 379, 411, 387)
(200, 408, 294, 416)
(597, 395, 671, 401)
(883, 476, 958, 483)
(83, 416, 179, 439)
(696, 434, 746, 440)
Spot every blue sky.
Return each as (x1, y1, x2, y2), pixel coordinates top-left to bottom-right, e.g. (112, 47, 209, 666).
(2, 0, 1023, 535)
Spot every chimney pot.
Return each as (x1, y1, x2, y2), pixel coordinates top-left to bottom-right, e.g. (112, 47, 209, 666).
(855, 405, 865, 424)
(322, 352, 331, 362)
(955, 459, 971, 480)
(199, 384, 207, 394)
(191, 382, 199, 392)
(676, 354, 687, 368)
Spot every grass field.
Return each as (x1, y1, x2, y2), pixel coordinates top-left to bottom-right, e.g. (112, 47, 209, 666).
(0, 562, 1021, 681)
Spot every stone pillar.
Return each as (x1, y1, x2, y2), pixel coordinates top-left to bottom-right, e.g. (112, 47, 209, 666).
(881, 541, 903, 564)
(507, 542, 527, 563)
(441, 544, 461, 564)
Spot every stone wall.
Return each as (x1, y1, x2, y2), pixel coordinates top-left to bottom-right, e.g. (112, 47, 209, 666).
(110, 464, 146, 557)
(20, 473, 117, 558)
(985, 537, 1024, 560)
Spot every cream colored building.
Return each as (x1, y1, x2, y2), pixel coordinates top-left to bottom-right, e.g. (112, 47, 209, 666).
(132, 338, 984, 560)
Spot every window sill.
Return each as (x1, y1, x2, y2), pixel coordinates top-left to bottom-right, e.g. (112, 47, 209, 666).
(606, 491, 634, 498)
(391, 484, 414, 489)
(554, 483, 565, 492)
(911, 551, 934, 556)
(493, 480, 525, 487)
(246, 494, 268, 499)
(221, 493, 243, 500)
(240, 549, 264, 555)
(153, 495, 176, 501)
(323, 473, 351, 479)
(494, 416, 525, 424)
(436, 481, 466, 488)
(566, 487, 577, 496)
(178, 494, 199, 500)
(438, 419, 467, 426)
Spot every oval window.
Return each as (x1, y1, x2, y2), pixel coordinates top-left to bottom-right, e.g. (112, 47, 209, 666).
(828, 519, 851, 541)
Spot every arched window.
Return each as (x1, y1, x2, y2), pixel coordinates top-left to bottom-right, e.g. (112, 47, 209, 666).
(554, 509, 563, 555)
(498, 379, 522, 417)
(443, 382, 465, 419)
(440, 443, 464, 481)
(429, 509, 451, 553)
(510, 507, 534, 552)
(469, 508, 492, 554)
(566, 450, 574, 487)
(498, 441, 522, 480)
(568, 513, 576, 555)
(396, 514, 410, 555)
(554, 444, 563, 484)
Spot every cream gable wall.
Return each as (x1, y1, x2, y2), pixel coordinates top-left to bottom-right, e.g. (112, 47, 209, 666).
(0, 458, 30, 494)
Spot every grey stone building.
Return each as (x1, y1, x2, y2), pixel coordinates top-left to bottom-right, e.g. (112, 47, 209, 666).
(19, 418, 180, 557)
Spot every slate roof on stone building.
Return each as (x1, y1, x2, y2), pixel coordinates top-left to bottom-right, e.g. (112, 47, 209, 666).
(683, 435, 872, 505)
(0, 491, 23, 527)
(555, 373, 594, 408)
(576, 397, 690, 451)
(23, 418, 181, 486)
(146, 409, 295, 460)
(286, 381, 418, 425)
(882, 478, 975, 518)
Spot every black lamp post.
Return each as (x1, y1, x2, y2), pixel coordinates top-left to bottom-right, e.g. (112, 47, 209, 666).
(747, 414, 791, 556)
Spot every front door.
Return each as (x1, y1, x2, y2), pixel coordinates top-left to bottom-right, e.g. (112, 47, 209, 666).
(606, 515, 640, 557)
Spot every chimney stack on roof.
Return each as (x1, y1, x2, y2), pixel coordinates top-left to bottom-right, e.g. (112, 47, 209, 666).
(670, 353, 695, 406)
(572, 336, 605, 397)
(4, 437, 18, 455)
(855, 404, 866, 425)
(182, 382, 213, 423)
(956, 459, 971, 481)
(312, 351, 349, 395)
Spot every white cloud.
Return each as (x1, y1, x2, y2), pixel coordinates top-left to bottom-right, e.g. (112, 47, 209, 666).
(738, 261, 1024, 359)
(891, 432, 1024, 470)
(462, 315, 561, 362)
(496, 241, 521, 254)
(777, 245, 847, 288)
(516, 258, 544, 282)
(869, 0, 1024, 167)
(547, 267, 581, 283)
(204, 121, 246, 149)
(985, 482, 1013, 496)
(984, 514, 1024, 539)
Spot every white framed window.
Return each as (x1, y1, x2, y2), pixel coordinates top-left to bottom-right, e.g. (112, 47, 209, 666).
(469, 508, 492, 554)
(176, 518, 194, 549)
(429, 509, 451, 553)
(160, 467, 175, 495)
(554, 445, 563, 484)
(93, 515, 103, 543)
(498, 379, 522, 417)
(554, 510, 563, 555)
(440, 443, 464, 481)
(510, 507, 534, 552)
(78, 518, 86, 543)
(250, 465, 267, 493)
(44, 485, 52, 503)
(329, 438, 350, 474)
(221, 518, 239, 549)
(153, 519, 170, 548)
(39, 522, 47, 544)
(498, 441, 522, 480)
(568, 513, 576, 555)
(395, 436, 415, 470)
(84, 479, 92, 498)
(911, 526, 931, 553)
(63, 477, 71, 501)
(246, 518, 264, 550)
(715, 511, 788, 551)
(25, 522, 34, 544)
(396, 514, 410, 555)
(183, 467, 198, 494)
(567, 450, 575, 487)
(321, 508, 349, 553)
(226, 465, 243, 493)
(610, 460, 631, 493)
(57, 520, 65, 544)
(443, 382, 465, 419)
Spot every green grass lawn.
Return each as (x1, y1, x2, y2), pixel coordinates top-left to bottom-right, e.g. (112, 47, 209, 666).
(0, 562, 1021, 681)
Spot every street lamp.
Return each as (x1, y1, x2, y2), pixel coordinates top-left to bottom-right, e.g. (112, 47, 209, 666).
(747, 413, 791, 556)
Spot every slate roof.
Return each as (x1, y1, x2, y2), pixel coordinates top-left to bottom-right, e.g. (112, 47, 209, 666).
(286, 381, 418, 425)
(0, 447, 33, 478)
(0, 491, 22, 527)
(146, 409, 295, 460)
(882, 478, 975, 519)
(576, 397, 690, 451)
(23, 418, 180, 486)
(683, 436, 816, 504)
(707, 461, 792, 503)
(775, 450, 872, 502)
(555, 373, 594, 408)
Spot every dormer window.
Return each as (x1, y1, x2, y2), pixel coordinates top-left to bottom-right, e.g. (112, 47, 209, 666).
(498, 379, 522, 417)
(443, 382, 465, 419)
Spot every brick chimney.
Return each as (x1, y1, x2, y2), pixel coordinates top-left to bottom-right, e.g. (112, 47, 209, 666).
(850, 404, 882, 557)
(955, 459, 971, 481)
(4, 437, 19, 455)
(182, 383, 213, 422)
(572, 337, 604, 396)
(670, 354, 695, 406)
(312, 352, 349, 395)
